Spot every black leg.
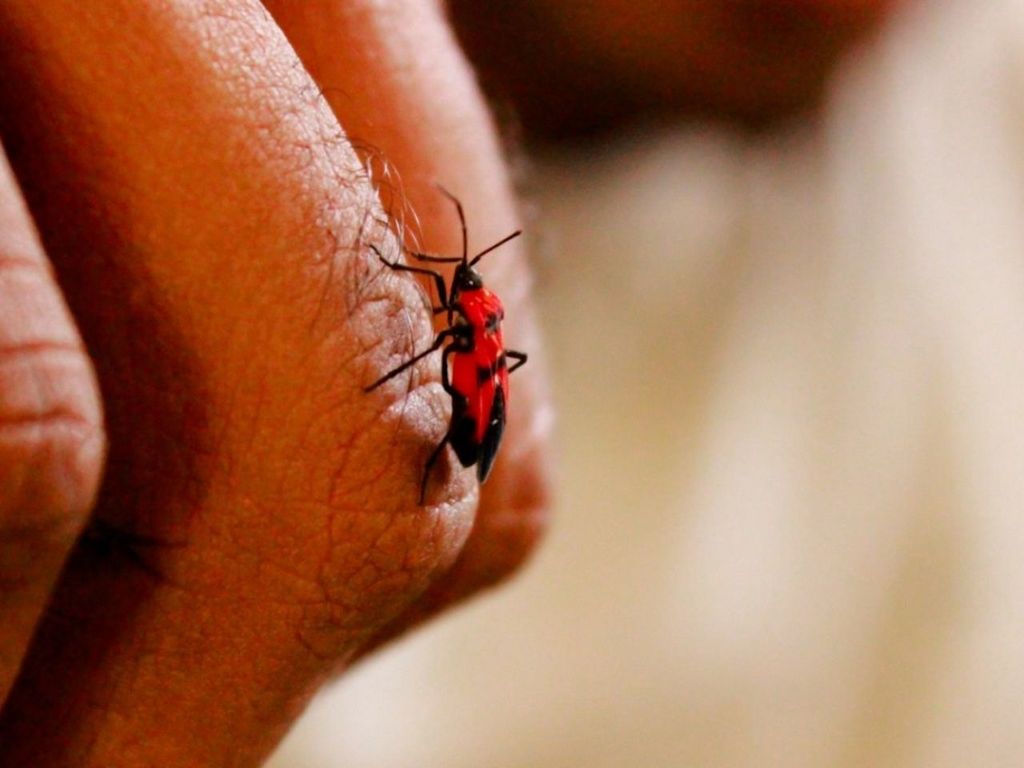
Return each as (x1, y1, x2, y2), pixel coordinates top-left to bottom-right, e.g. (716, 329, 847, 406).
(409, 251, 462, 264)
(435, 305, 458, 328)
(420, 431, 451, 504)
(435, 184, 468, 262)
(506, 349, 528, 374)
(440, 344, 460, 398)
(364, 327, 457, 392)
(370, 244, 449, 309)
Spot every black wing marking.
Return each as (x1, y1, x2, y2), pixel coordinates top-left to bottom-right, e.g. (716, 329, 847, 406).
(449, 393, 481, 469)
(476, 385, 506, 483)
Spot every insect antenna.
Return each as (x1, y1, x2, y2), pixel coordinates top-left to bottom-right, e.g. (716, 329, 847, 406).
(435, 184, 468, 264)
(433, 184, 521, 267)
(469, 229, 522, 267)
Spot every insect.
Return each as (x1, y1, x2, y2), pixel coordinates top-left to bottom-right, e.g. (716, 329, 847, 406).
(365, 187, 527, 503)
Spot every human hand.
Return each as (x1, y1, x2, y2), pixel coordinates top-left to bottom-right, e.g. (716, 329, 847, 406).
(0, 1, 550, 764)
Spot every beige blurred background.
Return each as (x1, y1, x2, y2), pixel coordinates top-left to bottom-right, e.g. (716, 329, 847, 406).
(270, 0, 1024, 765)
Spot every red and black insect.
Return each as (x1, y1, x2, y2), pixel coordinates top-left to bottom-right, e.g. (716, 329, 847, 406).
(366, 188, 527, 503)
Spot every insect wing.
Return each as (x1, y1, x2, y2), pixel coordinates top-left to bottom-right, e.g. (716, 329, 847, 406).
(476, 376, 507, 482)
(448, 350, 482, 468)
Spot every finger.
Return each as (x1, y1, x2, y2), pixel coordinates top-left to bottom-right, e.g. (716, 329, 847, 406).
(263, 0, 553, 649)
(0, 148, 104, 704)
(0, 1, 477, 764)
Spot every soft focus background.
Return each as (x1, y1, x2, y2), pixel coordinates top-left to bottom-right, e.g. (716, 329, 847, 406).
(271, 0, 1024, 765)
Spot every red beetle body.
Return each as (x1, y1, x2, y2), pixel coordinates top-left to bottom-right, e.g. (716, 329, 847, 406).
(366, 188, 526, 502)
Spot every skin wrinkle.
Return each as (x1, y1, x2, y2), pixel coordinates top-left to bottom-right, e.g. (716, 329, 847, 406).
(0, 256, 44, 273)
(307, 198, 370, 335)
(0, 409, 96, 436)
(189, 508, 339, 608)
(232, 378, 464, 655)
(0, 340, 84, 361)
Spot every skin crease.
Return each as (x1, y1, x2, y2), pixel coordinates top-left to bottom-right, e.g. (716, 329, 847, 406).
(0, 1, 549, 766)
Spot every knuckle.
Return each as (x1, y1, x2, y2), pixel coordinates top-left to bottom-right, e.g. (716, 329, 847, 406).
(342, 245, 465, 494)
(0, 338, 105, 543)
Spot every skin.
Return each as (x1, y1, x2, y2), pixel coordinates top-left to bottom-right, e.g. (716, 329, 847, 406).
(0, 0, 549, 765)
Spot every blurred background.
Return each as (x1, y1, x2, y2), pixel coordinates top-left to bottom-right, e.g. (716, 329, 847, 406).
(271, 0, 1024, 765)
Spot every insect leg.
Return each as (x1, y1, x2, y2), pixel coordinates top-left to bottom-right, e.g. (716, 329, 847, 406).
(408, 251, 462, 264)
(435, 303, 458, 329)
(435, 184, 468, 262)
(422, 340, 475, 502)
(440, 344, 460, 398)
(506, 349, 528, 374)
(369, 244, 449, 310)
(419, 431, 452, 504)
(364, 327, 458, 392)
(417, 344, 469, 502)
